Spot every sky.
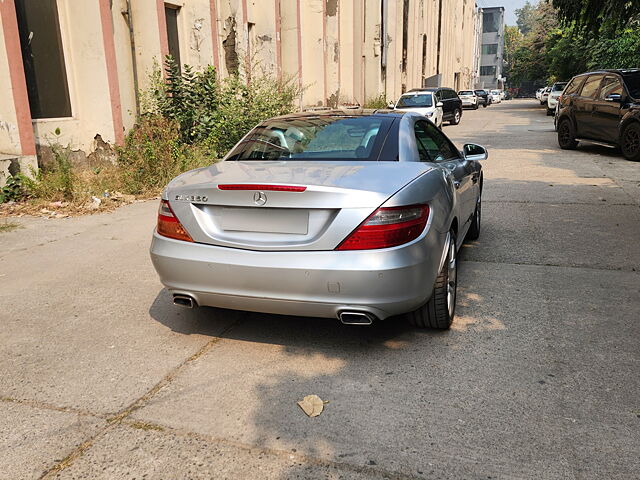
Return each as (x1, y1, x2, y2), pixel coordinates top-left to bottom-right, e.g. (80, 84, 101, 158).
(476, 0, 539, 26)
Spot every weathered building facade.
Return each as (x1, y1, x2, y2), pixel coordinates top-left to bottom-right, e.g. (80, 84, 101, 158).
(0, 0, 479, 180)
(477, 6, 504, 90)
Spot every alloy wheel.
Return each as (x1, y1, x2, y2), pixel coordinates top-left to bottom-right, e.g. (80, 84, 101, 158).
(559, 122, 571, 145)
(446, 238, 457, 318)
(623, 127, 640, 155)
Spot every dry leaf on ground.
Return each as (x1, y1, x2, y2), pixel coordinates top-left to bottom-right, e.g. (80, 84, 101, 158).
(297, 394, 326, 417)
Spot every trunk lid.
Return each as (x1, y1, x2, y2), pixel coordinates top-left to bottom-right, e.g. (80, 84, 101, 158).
(165, 161, 431, 251)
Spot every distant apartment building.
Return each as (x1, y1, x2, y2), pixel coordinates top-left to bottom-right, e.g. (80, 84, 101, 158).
(0, 0, 479, 181)
(477, 6, 504, 90)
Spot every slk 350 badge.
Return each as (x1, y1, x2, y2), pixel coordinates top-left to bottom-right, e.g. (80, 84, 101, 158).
(175, 194, 208, 202)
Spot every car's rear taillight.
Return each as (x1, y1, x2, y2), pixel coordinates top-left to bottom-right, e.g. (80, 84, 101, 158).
(157, 200, 193, 242)
(336, 204, 430, 250)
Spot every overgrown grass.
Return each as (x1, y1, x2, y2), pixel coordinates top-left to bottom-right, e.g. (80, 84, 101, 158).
(363, 94, 389, 109)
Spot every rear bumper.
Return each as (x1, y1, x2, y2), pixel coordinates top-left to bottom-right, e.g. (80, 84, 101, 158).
(548, 97, 559, 108)
(149, 229, 445, 320)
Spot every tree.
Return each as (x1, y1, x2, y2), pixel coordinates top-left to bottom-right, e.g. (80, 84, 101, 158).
(551, 0, 640, 34)
(503, 26, 524, 79)
(587, 29, 640, 69)
(515, 1, 537, 35)
(545, 28, 588, 82)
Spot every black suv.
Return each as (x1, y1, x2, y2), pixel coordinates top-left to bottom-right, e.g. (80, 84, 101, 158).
(474, 89, 491, 107)
(556, 69, 640, 161)
(409, 87, 463, 125)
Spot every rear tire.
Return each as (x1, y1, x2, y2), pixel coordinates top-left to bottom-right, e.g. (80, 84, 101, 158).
(546, 108, 554, 116)
(558, 119, 578, 150)
(473, 103, 479, 110)
(482, 102, 488, 108)
(407, 231, 457, 329)
(621, 123, 640, 161)
(450, 109, 462, 125)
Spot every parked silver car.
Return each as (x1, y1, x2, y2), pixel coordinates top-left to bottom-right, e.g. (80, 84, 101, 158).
(150, 111, 486, 329)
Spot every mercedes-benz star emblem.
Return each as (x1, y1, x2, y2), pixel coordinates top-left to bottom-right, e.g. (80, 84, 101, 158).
(253, 191, 267, 206)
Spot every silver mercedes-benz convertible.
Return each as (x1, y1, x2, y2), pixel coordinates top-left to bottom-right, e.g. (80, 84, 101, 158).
(150, 110, 486, 329)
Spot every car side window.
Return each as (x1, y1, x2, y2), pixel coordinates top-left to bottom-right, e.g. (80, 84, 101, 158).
(598, 76, 623, 100)
(579, 75, 603, 98)
(563, 78, 581, 95)
(414, 121, 459, 162)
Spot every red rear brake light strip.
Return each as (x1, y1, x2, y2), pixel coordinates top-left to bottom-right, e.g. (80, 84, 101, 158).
(218, 184, 307, 192)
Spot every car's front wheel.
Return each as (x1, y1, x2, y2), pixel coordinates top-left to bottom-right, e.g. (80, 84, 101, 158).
(408, 231, 457, 329)
(558, 119, 578, 150)
(450, 109, 462, 125)
(621, 123, 640, 161)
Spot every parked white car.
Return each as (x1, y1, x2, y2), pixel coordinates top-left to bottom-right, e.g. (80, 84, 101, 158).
(457, 90, 479, 109)
(546, 82, 568, 115)
(535, 88, 544, 101)
(391, 91, 444, 127)
(540, 87, 551, 105)
(490, 90, 502, 103)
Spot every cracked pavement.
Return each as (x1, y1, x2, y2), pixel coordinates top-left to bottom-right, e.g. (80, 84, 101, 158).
(1, 100, 639, 479)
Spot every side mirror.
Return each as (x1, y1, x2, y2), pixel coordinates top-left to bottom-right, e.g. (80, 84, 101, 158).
(605, 94, 622, 103)
(463, 143, 488, 161)
(387, 102, 395, 109)
(436, 101, 444, 108)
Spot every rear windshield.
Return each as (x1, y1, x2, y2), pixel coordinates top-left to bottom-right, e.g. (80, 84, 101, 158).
(396, 94, 433, 108)
(552, 82, 568, 91)
(622, 72, 640, 98)
(226, 116, 395, 161)
(475, 90, 486, 94)
(458, 91, 474, 95)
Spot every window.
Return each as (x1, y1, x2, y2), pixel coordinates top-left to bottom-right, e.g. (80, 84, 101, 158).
(598, 76, 623, 100)
(482, 44, 498, 55)
(165, 6, 181, 69)
(482, 12, 500, 33)
(421, 34, 427, 77)
(480, 65, 496, 76)
(414, 121, 459, 162)
(227, 117, 395, 161)
(563, 78, 583, 95)
(396, 94, 433, 108)
(15, 0, 71, 118)
(622, 72, 640, 98)
(579, 75, 603, 98)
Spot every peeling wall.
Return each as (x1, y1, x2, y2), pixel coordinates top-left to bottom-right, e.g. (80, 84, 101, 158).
(0, 0, 481, 162)
(0, 9, 22, 155)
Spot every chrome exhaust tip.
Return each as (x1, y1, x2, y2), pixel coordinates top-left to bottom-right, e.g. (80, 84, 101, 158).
(173, 294, 196, 308)
(338, 311, 374, 326)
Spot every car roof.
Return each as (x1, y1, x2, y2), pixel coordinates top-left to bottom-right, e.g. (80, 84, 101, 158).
(408, 87, 452, 93)
(400, 90, 433, 96)
(573, 69, 640, 78)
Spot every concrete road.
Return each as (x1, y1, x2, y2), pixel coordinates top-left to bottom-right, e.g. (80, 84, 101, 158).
(1, 100, 638, 479)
